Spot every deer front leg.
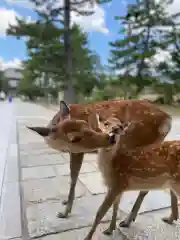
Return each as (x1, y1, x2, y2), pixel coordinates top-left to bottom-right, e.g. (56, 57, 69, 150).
(57, 152, 84, 218)
(162, 190, 179, 224)
(103, 195, 121, 235)
(84, 189, 119, 240)
(119, 190, 148, 228)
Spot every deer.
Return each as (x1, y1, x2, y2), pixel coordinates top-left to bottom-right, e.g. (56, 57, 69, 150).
(42, 110, 180, 240)
(27, 99, 177, 231)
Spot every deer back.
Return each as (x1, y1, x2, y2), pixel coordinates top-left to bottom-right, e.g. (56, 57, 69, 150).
(47, 99, 171, 153)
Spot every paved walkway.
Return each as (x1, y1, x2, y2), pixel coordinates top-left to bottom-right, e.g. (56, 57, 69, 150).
(1, 100, 180, 239)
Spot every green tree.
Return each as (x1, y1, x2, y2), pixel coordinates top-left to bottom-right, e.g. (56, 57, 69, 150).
(7, 19, 101, 101)
(0, 70, 5, 91)
(109, 0, 180, 98)
(153, 25, 180, 104)
(17, 66, 44, 100)
(16, 0, 111, 103)
(70, 25, 101, 97)
(0, 70, 9, 94)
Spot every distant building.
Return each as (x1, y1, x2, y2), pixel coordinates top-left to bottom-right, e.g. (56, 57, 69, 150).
(4, 68, 22, 95)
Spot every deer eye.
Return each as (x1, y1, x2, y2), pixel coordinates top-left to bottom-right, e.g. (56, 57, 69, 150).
(104, 122, 109, 126)
(112, 126, 120, 134)
(71, 136, 82, 143)
(117, 124, 124, 130)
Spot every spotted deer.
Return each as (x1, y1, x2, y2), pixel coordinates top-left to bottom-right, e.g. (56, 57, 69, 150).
(80, 112, 180, 239)
(27, 99, 176, 229)
(46, 112, 180, 240)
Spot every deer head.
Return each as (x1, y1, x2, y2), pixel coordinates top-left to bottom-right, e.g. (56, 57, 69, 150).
(47, 100, 71, 128)
(97, 103, 145, 150)
(27, 111, 116, 153)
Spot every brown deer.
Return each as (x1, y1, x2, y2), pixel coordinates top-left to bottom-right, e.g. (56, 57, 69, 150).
(70, 113, 180, 240)
(27, 99, 176, 228)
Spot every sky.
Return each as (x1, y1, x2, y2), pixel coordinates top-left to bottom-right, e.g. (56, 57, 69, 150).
(0, 0, 179, 70)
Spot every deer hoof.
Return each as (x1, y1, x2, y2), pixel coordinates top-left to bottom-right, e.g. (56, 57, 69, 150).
(162, 216, 174, 225)
(62, 199, 68, 205)
(103, 228, 114, 235)
(57, 211, 68, 219)
(119, 220, 131, 228)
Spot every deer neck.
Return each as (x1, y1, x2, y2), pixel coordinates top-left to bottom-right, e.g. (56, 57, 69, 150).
(113, 133, 135, 157)
(93, 132, 116, 149)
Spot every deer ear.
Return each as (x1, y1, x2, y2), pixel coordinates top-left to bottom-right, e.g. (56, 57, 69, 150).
(88, 112, 101, 130)
(27, 126, 51, 137)
(60, 100, 70, 118)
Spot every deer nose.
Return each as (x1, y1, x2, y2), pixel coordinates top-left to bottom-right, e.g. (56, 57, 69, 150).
(112, 126, 120, 134)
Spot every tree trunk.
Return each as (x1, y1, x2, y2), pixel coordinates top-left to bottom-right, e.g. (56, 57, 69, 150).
(63, 0, 77, 104)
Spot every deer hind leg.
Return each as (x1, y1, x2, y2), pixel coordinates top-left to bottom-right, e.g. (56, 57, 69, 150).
(57, 152, 84, 218)
(84, 188, 119, 240)
(119, 190, 148, 228)
(103, 195, 121, 235)
(162, 188, 179, 224)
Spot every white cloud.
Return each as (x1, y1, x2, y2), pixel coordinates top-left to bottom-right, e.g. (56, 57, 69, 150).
(150, 1, 180, 65)
(71, 5, 108, 34)
(153, 49, 172, 64)
(0, 7, 33, 37)
(7, 0, 108, 34)
(162, 0, 180, 16)
(0, 7, 18, 36)
(0, 57, 22, 70)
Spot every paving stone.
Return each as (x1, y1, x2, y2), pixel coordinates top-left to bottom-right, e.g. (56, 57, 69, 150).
(19, 137, 45, 145)
(19, 142, 50, 151)
(26, 194, 126, 238)
(23, 176, 89, 204)
(9, 124, 17, 145)
(143, 206, 179, 220)
(22, 166, 56, 181)
(7, 238, 22, 240)
(78, 174, 174, 214)
(17, 120, 49, 127)
(4, 156, 19, 183)
(55, 162, 97, 176)
(119, 214, 180, 240)
(79, 172, 106, 195)
(119, 190, 172, 214)
(83, 153, 97, 162)
(8, 143, 18, 158)
(37, 224, 128, 240)
(20, 147, 58, 156)
(0, 182, 21, 239)
(78, 173, 173, 214)
(20, 153, 69, 167)
(18, 132, 45, 144)
(135, 190, 172, 213)
(91, 161, 99, 170)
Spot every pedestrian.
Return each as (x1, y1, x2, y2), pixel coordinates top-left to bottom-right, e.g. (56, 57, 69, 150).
(8, 94, 12, 103)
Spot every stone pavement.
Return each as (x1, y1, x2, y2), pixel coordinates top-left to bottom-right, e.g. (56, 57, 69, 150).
(1, 100, 180, 240)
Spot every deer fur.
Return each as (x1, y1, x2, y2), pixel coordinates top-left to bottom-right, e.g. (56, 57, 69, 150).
(27, 99, 175, 224)
(81, 114, 180, 240)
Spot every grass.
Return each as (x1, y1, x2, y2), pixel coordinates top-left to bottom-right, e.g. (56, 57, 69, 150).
(157, 104, 180, 116)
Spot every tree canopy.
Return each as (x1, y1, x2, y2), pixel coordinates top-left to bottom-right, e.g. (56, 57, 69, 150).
(108, 0, 180, 99)
(6, 0, 180, 104)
